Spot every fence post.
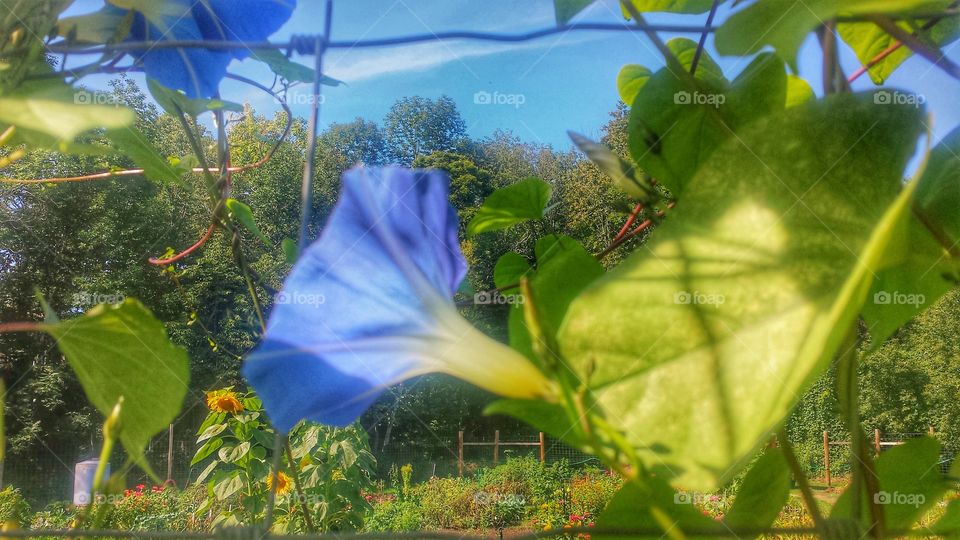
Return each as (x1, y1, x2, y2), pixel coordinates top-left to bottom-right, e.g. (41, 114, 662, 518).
(874, 429, 881, 456)
(166, 424, 174, 483)
(823, 431, 831, 487)
(539, 432, 545, 463)
(493, 430, 500, 464)
(457, 431, 464, 477)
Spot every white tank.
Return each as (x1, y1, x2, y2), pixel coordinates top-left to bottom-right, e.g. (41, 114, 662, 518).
(73, 459, 109, 505)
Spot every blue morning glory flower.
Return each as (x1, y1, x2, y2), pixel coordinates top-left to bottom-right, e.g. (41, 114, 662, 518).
(121, 0, 295, 98)
(242, 166, 554, 431)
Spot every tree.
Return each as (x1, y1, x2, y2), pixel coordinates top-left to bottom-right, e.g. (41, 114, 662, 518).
(318, 117, 385, 166)
(383, 96, 467, 164)
(412, 151, 493, 214)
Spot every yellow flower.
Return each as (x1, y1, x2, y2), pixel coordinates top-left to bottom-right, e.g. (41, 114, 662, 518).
(543, 524, 552, 532)
(206, 389, 244, 414)
(266, 471, 293, 496)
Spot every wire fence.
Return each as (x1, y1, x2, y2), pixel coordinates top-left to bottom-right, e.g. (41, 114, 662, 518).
(4, 426, 601, 508)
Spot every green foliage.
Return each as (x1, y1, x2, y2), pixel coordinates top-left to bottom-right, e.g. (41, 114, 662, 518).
(467, 178, 552, 235)
(192, 389, 376, 532)
(0, 487, 32, 527)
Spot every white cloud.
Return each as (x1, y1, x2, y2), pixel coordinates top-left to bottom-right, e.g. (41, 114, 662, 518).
(323, 30, 601, 82)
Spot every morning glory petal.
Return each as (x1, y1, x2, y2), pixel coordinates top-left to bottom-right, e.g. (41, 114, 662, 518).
(125, 0, 295, 98)
(192, 0, 297, 60)
(243, 167, 553, 432)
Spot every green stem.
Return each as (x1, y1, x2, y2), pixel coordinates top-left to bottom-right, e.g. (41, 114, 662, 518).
(837, 329, 886, 538)
(777, 428, 826, 530)
(283, 441, 316, 533)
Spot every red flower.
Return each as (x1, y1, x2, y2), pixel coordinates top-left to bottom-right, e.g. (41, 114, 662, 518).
(135, 484, 146, 491)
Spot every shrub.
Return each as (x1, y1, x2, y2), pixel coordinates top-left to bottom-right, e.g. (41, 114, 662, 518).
(106, 485, 188, 531)
(365, 499, 422, 532)
(414, 477, 485, 529)
(475, 456, 567, 505)
(568, 468, 621, 517)
(30, 502, 74, 530)
(0, 487, 32, 527)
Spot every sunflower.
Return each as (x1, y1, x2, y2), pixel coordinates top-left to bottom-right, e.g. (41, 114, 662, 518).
(206, 389, 244, 414)
(266, 471, 292, 496)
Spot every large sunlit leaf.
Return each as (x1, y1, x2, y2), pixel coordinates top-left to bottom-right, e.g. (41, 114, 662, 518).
(42, 299, 190, 474)
(627, 52, 788, 196)
(467, 177, 552, 235)
(559, 92, 924, 490)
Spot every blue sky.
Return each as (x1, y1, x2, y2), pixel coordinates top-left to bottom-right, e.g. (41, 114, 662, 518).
(67, 0, 960, 150)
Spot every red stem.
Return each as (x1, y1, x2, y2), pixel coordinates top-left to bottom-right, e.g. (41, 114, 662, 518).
(613, 203, 644, 242)
(849, 40, 905, 83)
(0, 321, 42, 333)
(148, 223, 217, 266)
